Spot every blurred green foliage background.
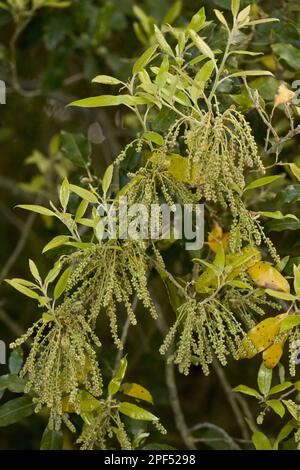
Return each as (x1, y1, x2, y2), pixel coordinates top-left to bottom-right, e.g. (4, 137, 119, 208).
(1, 0, 300, 449)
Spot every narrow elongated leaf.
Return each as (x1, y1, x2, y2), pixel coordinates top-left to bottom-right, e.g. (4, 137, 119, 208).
(5, 280, 40, 299)
(40, 425, 63, 450)
(53, 267, 71, 300)
(0, 396, 34, 427)
(265, 289, 296, 301)
(154, 25, 174, 56)
(92, 75, 122, 85)
(102, 164, 114, 194)
(120, 383, 154, 404)
(269, 382, 293, 395)
(188, 7, 206, 32)
(244, 174, 283, 191)
(69, 184, 98, 204)
(163, 0, 182, 24)
(189, 30, 214, 60)
(42, 235, 70, 253)
(16, 205, 55, 217)
(29, 259, 41, 283)
(231, 0, 240, 17)
(232, 385, 261, 398)
(69, 95, 149, 109)
(133, 44, 158, 75)
(119, 402, 158, 421)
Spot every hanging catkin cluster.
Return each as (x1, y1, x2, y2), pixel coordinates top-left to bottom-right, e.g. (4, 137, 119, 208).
(10, 300, 102, 431)
(160, 288, 281, 376)
(63, 240, 157, 348)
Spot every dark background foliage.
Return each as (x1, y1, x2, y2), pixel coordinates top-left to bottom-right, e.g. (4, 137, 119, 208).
(0, 0, 300, 449)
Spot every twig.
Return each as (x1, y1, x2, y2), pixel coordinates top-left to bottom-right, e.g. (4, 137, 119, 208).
(156, 303, 196, 450)
(190, 422, 240, 450)
(0, 196, 42, 285)
(212, 360, 250, 440)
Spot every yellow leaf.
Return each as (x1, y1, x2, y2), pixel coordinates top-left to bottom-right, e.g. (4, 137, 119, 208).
(120, 383, 154, 404)
(239, 313, 288, 359)
(263, 335, 288, 369)
(195, 268, 218, 293)
(163, 154, 203, 186)
(247, 261, 290, 293)
(208, 223, 229, 253)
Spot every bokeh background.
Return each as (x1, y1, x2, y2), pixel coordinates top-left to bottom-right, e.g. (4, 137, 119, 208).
(1, 0, 300, 449)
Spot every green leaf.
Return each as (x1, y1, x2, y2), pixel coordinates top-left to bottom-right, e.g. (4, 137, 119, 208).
(231, 0, 240, 17)
(280, 315, 300, 333)
(272, 44, 300, 71)
(252, 431, 272, 450)
(133, 44, 158, 75)
(102, 164, 114, 194)
(0, 396, 34, 427)
(9, 348, 23, 375)
(120, 383, 154, 404)
(29, 259, 41, 283)
(95, 219, 104, 242)
(40, 425, 63, 450)
(5, 279, 40, 300)
(227, 280, 252, 289)
(237, 5, 250, 23)
(267, 399, 285, 418)
(60, 131, 91, 168)
(44, 261, 62, 285)
(143, 131, 164, 146)
(247, 18, 279, 26)
(189, 30, 215, 60)
(214, 9, 228, 28)
(293, 266, 300, 298)
(269, 381, 293, 395)
(276, 421, 295, 443)
(69, 95, 149, 109)
(53, 267, 71, 300)
(188, 7, 206, 32)
(154, 25, 174, 56)
(119, 402, 158, 421)
(59, 177, 70, 210)
(16, 205, 55, 217)
(75, 200, 89, 221)
(214, 243, 225, 272)
(92, 75, 122, 86)
(163, 0, 182, 24)
(244, 174, 283, 191)
(230, 50, 262, 57)
(289, 163, 300, 182)
(108, 356, 128, 396)
(265, 289, 296, 301)
(225, 71, 273, 82)
(232, 385, 261, 398)
(257, 362, 273, 396)
(266, 218, 300, 232)
(42, 235, 70, 253)
(0, 375, 26, 393)
(69, 184, 98, 204)
(258, 211, 298, 221)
